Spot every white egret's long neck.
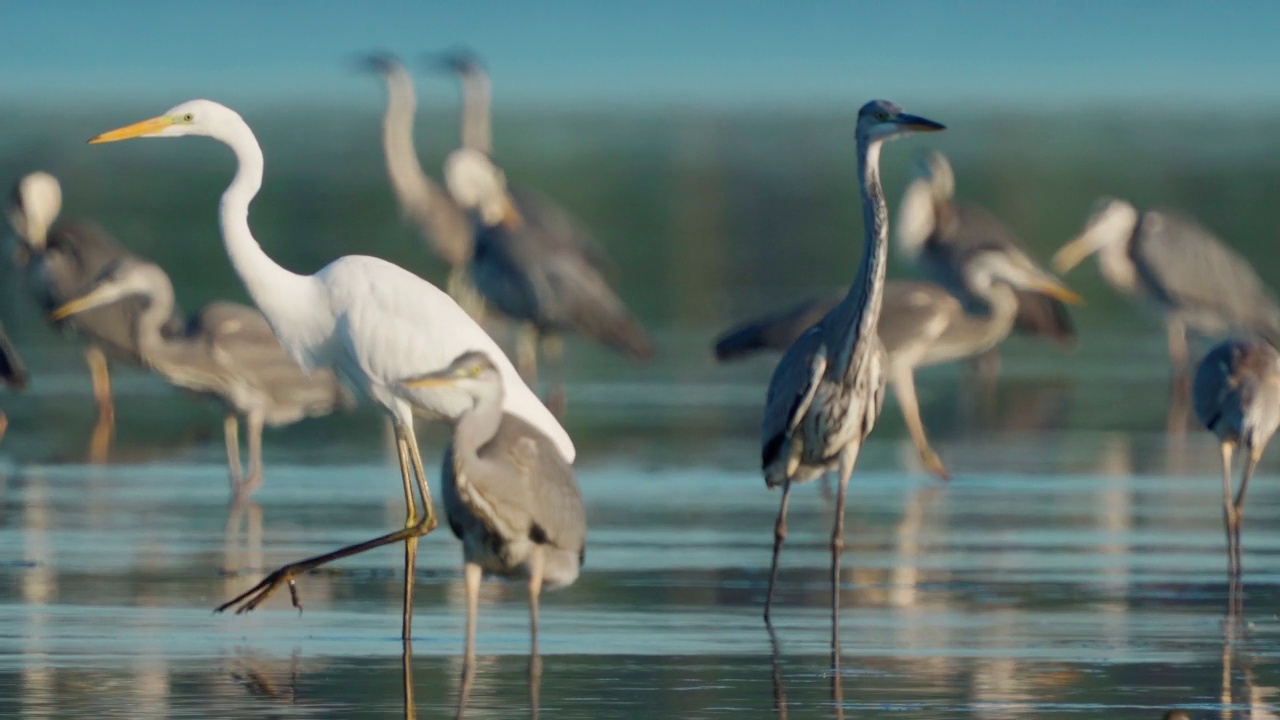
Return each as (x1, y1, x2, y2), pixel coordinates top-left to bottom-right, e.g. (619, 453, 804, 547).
(217, 120, 317, 331)
(831, 139, 889, 372)
(460, 73, 492, 154)
(894, 176, 936, 260)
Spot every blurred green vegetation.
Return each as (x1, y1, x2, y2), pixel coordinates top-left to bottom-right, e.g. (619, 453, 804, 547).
(4, 101, 1280, 345)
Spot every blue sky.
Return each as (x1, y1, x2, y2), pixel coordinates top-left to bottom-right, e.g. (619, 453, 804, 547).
(2, 1, 1277, 110)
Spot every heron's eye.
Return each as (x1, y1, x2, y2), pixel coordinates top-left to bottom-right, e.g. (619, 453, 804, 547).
(182, 113, 194, 122)
(875, 111, 889, 122)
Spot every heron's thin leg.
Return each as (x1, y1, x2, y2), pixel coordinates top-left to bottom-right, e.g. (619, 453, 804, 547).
(830, 446, 860, 654)
(463, 561, 482, 673)
(1232, 443, 1263, 582)
(88, 403, 113, 463)
(768, 625, 789, 720)
(1220, 442, 1239, 585)
(224, 414, 243, 492)
(215, 421, 438, 628)
(85, 346, 114, 423)
(527, 548, 545, 658)
(892, 371, 949, 482)
(516, 323, 540, 384)
(542, 333, 566, 417)
(402, 639, 417, 720)
(1167, 318, 1190, 388)
(764, 479, 793, 626)
(240, 410, 265, 498)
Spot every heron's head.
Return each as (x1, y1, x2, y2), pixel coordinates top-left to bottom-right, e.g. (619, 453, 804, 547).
(7, 171, 63, 250)
(88, 99, 245, 144)
(357, 51, 407, 78)
(1052, 197, 1139, 274)
(964, 248, 1083, 305)
(48, 258, 158, 322)
(444, 148, 522, 228)
(914, 151, 955, 200)
(400, 350, 503, 404)
(856, 100, 945, 144)
(430, 48, 487, 78)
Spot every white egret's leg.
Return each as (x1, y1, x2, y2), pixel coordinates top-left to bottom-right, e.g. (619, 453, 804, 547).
(830, 444, 861, 654)
(892, 371, 949, 482)
(224, 414, 243, 493)
(398, 426, 420, 641)
(402, 639, 417, 720)
(764, 479, 793, 626)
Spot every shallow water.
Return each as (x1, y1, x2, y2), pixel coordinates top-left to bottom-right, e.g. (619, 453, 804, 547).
(1, 332, 1278, 719)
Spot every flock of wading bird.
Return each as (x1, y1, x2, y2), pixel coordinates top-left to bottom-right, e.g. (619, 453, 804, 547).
(2, 51, 1279, 681)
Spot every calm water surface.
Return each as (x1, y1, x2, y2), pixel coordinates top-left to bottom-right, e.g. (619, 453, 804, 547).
(1, 332, 1278, 719)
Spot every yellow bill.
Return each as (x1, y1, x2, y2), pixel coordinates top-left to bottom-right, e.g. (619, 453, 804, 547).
(1052, 235, 1095, 274)
(1034, 277, 1084, 305)
(89, 115, 174, 144)
(49, 284, 119, 320)
(401, 375, 455, 390)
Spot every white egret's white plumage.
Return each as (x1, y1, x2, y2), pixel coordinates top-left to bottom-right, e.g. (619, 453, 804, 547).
(88, 99, 574, 640)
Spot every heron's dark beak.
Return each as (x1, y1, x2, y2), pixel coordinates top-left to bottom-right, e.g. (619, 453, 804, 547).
(897, 114, 946, 132)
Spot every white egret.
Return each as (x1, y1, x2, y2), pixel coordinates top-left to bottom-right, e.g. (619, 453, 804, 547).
(88, 99, 575, 640)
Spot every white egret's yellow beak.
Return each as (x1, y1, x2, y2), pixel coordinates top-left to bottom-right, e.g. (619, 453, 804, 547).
(89, 115, 174, 144)
(1032, 276, 1084, 305)
(49, 283, 123, 321)
(1052, 235, 1097, 274)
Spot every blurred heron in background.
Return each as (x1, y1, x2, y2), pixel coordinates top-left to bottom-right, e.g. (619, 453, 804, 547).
(82, 98, 574, 641)
(0, 322, 27, 440)
(897, 151, 1077, 364)
(1193, 338, 1280, 606)
(6, 171, 185, 431)
(404, 350, 585, 678)
(1054, 199, 1280, 384)
(50, 256, 355, 498)
(359, 53, 479, 313)
(759, 100, 943, 647)
(718, 247, 1079, 480)
(432, 49, 655, 399)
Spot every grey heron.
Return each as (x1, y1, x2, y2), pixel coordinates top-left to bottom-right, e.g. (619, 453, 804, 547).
(445, 148, 655, 386)
(431, 49, 654, 389)
(85, 99, 572, 641)
(897, 151, 1076, 349)
(403, 350, 585, 673)
(1054, 198, 1280, 382)
(49, 256, 355, 498)
(759, 100, 944, 642)
(719, 251, 1080, 481)
(0, 322, 27, 440)
(6, 171, 184, 424)
(359, 53, 479, 313)
(1193, 338, 1280, 596)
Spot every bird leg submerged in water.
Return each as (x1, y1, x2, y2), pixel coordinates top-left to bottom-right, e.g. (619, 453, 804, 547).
(215, 423, 439, 639)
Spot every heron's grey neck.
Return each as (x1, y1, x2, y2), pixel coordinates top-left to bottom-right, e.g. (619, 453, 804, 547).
(129, 275, 207, 377)
(459, 72, 493, 154)
(829, 139, 889, 373)
(957, 283, 1022, 353)
(379, 68, 442, 221)
(453, 384, 505, 478)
